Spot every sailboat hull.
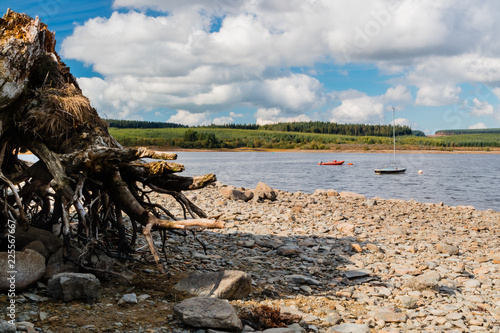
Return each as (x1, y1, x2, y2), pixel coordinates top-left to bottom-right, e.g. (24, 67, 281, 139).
(374, 167, 406, 174)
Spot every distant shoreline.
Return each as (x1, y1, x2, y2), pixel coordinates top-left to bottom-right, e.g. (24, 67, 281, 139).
(155, 147, 500, 154)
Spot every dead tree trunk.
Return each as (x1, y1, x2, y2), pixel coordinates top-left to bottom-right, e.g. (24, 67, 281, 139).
(0, 10, 221, 272)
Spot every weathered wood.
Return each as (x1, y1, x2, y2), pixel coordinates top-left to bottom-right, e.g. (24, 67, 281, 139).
(0, 10, 219, 272)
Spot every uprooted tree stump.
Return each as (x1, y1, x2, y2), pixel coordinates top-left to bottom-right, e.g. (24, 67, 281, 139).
(0, 9, 223, 273)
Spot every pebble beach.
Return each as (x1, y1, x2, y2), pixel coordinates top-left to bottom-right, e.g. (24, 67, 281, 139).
(156, 182, 500, 332)
(1, 182, 499, 333)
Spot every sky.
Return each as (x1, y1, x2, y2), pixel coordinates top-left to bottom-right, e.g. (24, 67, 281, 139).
(6, 0, 500, 134)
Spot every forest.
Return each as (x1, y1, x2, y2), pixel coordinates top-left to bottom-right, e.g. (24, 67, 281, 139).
(105, 120, 499, 150)
(435, 128, 500, 135)
(108, 127, 500, 150)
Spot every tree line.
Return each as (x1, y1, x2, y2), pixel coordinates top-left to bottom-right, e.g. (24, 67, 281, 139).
(105, 119, 187, 129)
(435, 128, 500, 135)
(107, 119, 413, 137)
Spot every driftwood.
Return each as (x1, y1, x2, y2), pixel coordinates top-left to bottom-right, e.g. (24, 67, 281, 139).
(0, 10, 222, 272)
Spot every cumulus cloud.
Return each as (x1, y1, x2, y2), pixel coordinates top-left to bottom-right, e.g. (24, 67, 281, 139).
(415, 85, 462, 106)
(61, 0, 500, 127)
(167, 110, 211, 126)
(470, 98, 494, 116)
(394, 118, 411, 127)
(469, 122, 488, 129)
(255, 108, 311, 125)
(329, 95, 385, 124)
(328, 86, 412, 124)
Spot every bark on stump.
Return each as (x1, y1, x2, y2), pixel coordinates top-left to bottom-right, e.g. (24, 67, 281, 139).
(0, 10, 222, 272)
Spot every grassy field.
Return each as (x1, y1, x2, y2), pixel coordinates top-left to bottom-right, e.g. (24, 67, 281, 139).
(108, 127, 500, 151)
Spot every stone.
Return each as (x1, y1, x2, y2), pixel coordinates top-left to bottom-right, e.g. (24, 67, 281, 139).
(43, 247, 80, 281)
(374, 309, 408, 323)
(436, 243, 459, 255)
(328, 323, 369, 333)
(22, 240, 50, 260)
(344, 270, 371, 279)
(15, 226, 63, 255)
(277, 245, 302, 256)
(397, 295, 417, 309)
(262, 329, 295, 333)
(174, 270, 252, 300)
(327, 189, 339, 197)
(285, 274, 322, 285)
(0, 249, 46, 292)
(118, 293, 138, 305)
(0, 320, 16, 333)
(403, 270, 441, 291)
(47, 272, 101, 302)
(173, 297, 242, 331)
(313, 189, 328, 196)
(219, 186, 253, 202)
(339, 191, 366, 200)
(337, 223, 355, 234)
(254, 182, 277, 202)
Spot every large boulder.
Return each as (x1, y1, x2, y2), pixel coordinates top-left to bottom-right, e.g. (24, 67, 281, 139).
(43, 247, 80, 281)
(219, 186, 254, 202)
(15, 226, 63, 255)
(0, 249, 46, 292)
(254, 182, 277, 202)
(22, 240, 50, 260)
(173, 297, 242, 331)
(174, 270, 252, 300)
(47, 272, 101, 302)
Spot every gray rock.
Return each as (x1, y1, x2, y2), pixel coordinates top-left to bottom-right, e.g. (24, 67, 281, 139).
(339, 191, 366, 200)
(374, 309, 408, 322)
(43, 247, 80, 281)
(254, 182, 277, 202)
(262, 329, 295, 333)
(403, 270, 441, 291)
(22, 240, 50, 260)
(312, 189, 328, 196)
(173, 297, 242, 331)
(0, 249, 46, 292)
(219, 186, 254, 202)
(328, 323, 370, 333)
(0, 320, 16, 333)
(436, 243, 459, 255)
(398, 295, 418, 308)
(277, 245, 302, 256)
(47, 272, 100, 302)
(344, 270, 371, 279)
(287, 323, 307, 333)
(14, 226, 63, 255)
(285, 274, 321, 285)
(174, 270, 252, 300)
(118, 293, 138, 304)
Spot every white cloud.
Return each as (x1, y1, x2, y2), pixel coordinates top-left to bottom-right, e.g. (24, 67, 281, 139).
(255, 108, 311, 125)
(62, 0, 500, 127)
(493, 87, 500, 100)
(329, 95, 385, 124)
(167, 110, 210, 126)
(394, 118, 411, 127)
(470, 98, 494, 116)
(415, 85, 462, 106)
(384, 85, 412, 104)
(328, 86, 412, 124)
(469, 122, 488, 129)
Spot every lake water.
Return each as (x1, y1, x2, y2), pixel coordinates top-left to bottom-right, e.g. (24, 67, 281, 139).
(174, 151, 500, 212)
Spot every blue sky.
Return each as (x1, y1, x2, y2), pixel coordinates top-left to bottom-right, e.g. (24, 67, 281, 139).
(7, 0, 500, 134)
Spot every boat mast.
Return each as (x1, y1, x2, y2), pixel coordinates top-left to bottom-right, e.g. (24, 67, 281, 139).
(392, 106, 396, 165)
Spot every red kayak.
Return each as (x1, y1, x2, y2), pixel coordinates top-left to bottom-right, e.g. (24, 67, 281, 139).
(318, 160, 344, 165)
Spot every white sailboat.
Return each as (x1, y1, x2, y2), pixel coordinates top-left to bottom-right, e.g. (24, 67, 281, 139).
(374, 107, 406, 174)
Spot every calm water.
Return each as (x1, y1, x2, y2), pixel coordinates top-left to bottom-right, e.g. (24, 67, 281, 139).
(174, 151, 500, 212)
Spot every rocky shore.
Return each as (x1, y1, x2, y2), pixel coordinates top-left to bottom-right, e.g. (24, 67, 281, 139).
(1, 182, 499, 332)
